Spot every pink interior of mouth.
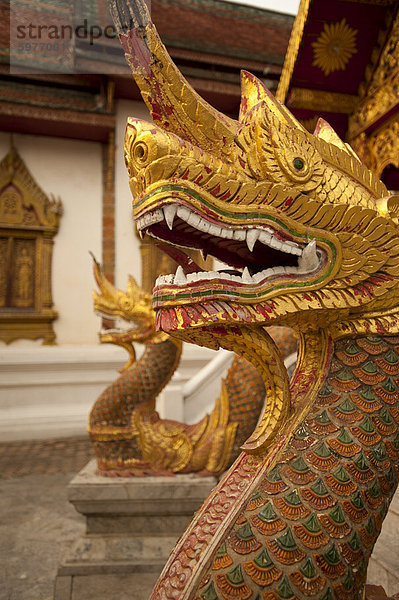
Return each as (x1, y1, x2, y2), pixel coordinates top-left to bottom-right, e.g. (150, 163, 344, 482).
(156, 242, 203, 274)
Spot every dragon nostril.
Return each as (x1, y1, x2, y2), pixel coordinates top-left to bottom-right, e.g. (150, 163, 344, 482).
(134, 142, 147, 162)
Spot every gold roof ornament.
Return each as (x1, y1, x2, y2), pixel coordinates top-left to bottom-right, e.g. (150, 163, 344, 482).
(312, 18, 357, 76)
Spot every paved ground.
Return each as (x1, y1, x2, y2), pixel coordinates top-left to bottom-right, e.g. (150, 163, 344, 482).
(1, 437, 398, 599)
(0, 437, 94, 600)
(0, 437, 94, 479)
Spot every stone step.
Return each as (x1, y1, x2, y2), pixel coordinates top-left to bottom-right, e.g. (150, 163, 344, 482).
(54, 462, 217, 600)
(60, 534, 177, 574)
(367, 492, 399, 596)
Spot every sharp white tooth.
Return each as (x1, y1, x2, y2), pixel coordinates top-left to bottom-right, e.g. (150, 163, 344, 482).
(156, 274, 172, 286)
(220, 227, 234, 239)
(177, 206, 190, 222)
(246, 230, 260, 252)
(298, 239, 319, 272)
(280, 241, 302, 256)
(208, 224, 222, 236)
(233, 230, 246, 241)
(138, 229, 144, 239)
(146, 209, 163, 225)
(254, 268, 273, 282)
(281, 242, 294, 253)
(283, 240, 301, 255)
(242, 267, 253, 283)
(259, 231, 272, 245)
(200, 249, 208, 262)
(197, 219, 210, 233)
(253, 271, 265, 283)
(174, 265, 186, 285)
(269, 237, 283, 250)
(187, 213, 201, 227)
(164, 205, 177, 230)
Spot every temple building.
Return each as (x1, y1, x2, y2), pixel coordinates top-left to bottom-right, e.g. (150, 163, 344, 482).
(2, 0, 399, 597)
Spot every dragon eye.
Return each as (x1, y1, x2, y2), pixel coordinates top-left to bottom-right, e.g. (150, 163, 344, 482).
(293, 157, 304, 171)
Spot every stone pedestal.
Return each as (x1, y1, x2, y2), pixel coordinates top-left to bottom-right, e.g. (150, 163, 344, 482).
(54, 460, 217, 600)
(367, 490, 399, 595)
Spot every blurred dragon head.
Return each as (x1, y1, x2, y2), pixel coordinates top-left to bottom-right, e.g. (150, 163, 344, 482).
(92, 253, 158, 370)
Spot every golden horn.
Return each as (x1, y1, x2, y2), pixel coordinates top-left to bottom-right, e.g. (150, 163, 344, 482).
(90, 252, 118, 299)
(107, 0, 239, 161)
(240, 70, 306, 132)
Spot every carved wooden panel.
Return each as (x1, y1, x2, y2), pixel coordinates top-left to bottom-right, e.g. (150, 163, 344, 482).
(0, 143, 62, 344)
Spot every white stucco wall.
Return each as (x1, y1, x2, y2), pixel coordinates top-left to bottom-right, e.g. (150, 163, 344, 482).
(0, 110, 217, 440)
(0, 131, 103, 345)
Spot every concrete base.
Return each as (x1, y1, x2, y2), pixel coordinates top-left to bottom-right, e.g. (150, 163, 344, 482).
(54, 460, 217, 600)
(0, 343, 217, 442)
(367, 490, 399, 595)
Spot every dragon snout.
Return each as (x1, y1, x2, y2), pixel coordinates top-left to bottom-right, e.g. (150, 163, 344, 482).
(124, 118, 177, 179)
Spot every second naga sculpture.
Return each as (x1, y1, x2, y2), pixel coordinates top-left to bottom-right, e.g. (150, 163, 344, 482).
(89, 256, 295, 475)
(107, 0, 399, 598)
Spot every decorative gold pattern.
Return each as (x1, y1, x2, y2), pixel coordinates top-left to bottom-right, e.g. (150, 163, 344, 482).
(0, 143, 62, 344)
(289, 88, 358, 114)
(312, 19, 357, 76)
(349, 11, 399, 139)
(276, 0, 311, 103)
(368, 116, 399, 179)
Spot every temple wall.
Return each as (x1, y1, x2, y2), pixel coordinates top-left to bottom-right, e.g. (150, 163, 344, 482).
(0, 109, 217, 441)
(0, 131, 103, 344)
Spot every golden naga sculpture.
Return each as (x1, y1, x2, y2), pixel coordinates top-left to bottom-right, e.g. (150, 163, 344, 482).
(108, 0, 399, 597)
(89, 256, 271, 476)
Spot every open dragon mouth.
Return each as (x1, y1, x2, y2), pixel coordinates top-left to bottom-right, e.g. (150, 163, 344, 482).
(99, 321, 139, 336)
(136, 200, 327, 298)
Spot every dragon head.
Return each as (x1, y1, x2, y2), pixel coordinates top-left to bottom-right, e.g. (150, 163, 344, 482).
(108, 0, 399, 452)
(125, 71, 399, 342)
(92, 254, 163, 371)
(92, 254, 154, 334)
